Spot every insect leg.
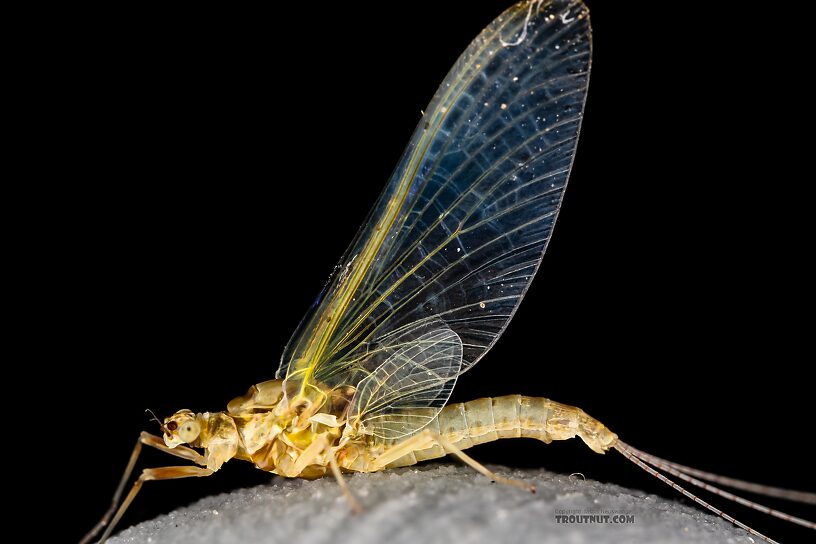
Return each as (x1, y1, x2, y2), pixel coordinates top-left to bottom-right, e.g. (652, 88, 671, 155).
(81, 433, 206, 544)
(329, 451, 363, 514)
(281, 434, 363, 513)
(427, 431, 535, 493)
(368, 429, 438, 469)
(138, 431, 207, 464)
(290, 434, 330, 476)
(97, 465, 214, 543)
(370, 429, 534, 492)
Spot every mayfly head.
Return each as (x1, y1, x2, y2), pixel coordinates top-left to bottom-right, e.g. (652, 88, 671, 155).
(163, 409, 201, 448)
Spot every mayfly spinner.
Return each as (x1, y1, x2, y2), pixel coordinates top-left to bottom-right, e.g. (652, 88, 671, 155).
(84, 2, 815, 543)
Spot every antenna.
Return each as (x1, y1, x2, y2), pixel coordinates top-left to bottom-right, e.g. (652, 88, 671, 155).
(145, 408, 165, 431)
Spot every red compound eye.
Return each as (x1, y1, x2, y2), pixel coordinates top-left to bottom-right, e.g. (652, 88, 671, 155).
(167, 421, 178, 432)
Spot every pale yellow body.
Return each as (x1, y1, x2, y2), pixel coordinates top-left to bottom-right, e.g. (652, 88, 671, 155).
(379, 395, 618, 467)
(164, 380, 618, 481)
(84, 380, 620, 543)
(85, 378, 807, 544)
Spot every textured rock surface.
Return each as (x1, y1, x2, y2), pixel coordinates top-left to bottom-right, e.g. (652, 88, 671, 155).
(109, 464, 751, 544)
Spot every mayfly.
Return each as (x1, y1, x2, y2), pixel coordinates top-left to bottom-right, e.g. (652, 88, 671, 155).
(84, 2, 815, 543)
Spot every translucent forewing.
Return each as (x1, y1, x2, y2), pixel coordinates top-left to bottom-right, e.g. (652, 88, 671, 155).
(278, 0, 591, 431)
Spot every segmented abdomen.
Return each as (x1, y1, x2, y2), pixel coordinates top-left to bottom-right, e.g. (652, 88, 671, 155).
(386, 395, 617, 468)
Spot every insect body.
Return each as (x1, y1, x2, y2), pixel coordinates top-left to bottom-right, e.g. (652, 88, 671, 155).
(84, 2, 814, 543)
(162, 380, 616, 480)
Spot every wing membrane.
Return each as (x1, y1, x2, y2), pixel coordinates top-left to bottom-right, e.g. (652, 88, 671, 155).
(278, 1, 591, 413)
(348, 321, 462, 440)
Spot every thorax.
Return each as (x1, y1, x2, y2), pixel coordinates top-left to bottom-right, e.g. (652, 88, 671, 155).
(227, 379, 356, 478)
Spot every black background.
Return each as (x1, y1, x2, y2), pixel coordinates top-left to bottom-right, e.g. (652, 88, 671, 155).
(32, 1, 813, 542)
